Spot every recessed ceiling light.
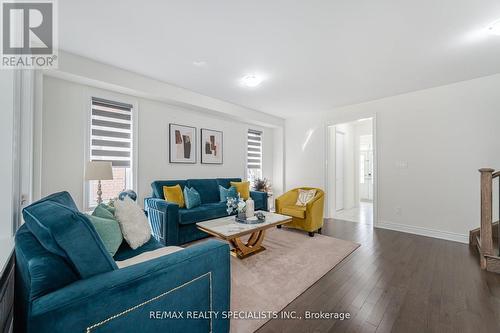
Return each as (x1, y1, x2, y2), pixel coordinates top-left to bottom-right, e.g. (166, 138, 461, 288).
(193, 60, 207, 67)
(487, 19, 500, 36)
(240, 74, 265, 87)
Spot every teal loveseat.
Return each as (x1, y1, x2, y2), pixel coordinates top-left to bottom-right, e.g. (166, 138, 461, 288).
(15, 192, 230, 333)
(145, 178, 269, 246)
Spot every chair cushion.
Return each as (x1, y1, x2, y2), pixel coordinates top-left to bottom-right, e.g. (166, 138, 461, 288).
(151, 180, 187, 199)
(187, 179, 220, 204)
(231, 181, 250, 200)
(23, 195, 118, 279)
(163, 184, 185, 208)
(281, 205, 307, 219)
(216, 178, 242, 189)
(178, 203, 228, 225)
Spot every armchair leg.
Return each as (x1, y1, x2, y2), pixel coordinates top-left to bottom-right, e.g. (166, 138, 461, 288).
(276, 225, 282, 229)
(308, 232, 315, 237)
(318, 228, 322, 234)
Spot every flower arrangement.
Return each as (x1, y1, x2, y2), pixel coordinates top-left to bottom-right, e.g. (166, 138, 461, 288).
(252, 178, 271, 193)
(226, 195, 246, 216)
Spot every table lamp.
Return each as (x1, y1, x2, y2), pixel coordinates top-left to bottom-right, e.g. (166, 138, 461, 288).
(85, 161, 113, 204)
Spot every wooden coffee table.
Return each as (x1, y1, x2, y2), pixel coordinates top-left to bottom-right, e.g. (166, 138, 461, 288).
(196, 211, 292, 258)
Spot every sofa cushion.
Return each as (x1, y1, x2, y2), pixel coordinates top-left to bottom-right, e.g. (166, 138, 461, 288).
(216, 178, 242, 189)
(115, 246, 183, 268)
(114, 237, 164, 261)
(92, 203, 116, 219)
(23, 197, 118, 279)
(281, 205, 306, 219)
(15, 224, 79, 300)
(151, 180, 187, 199)
(187, 179, 220, 204)
(178, 203, 228, 225)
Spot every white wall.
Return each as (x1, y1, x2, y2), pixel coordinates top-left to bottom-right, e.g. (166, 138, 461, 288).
(285, 73, 500, 243)
(40, 76, 276, 209)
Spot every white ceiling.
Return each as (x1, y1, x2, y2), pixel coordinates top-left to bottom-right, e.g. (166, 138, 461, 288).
(60, 0, 500, 117)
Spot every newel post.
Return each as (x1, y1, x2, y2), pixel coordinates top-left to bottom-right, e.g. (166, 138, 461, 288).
(479, 168, 494, 269)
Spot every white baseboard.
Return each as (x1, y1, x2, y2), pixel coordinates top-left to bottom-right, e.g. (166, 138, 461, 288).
(375, 220, 469, 244)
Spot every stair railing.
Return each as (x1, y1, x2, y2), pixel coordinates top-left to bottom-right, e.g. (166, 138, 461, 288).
(479, 168, 498, 268)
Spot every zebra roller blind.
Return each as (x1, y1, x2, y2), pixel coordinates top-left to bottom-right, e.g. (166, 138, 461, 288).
(90, 97, 133, 167)
(247, 129, 262, 170)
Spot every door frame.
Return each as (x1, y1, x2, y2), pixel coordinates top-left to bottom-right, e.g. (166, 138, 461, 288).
(334, 130, 345, 211)
(325, 114, 378, 227)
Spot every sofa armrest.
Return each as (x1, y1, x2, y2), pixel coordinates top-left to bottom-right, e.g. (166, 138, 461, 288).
(250, 191, 269, 211)
(144, 197, 179, 246)
(30, 240, 230, 333)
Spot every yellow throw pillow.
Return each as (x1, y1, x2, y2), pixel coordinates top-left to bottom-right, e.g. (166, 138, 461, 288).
(230, 181, 250, 200)
(163, 185, 185, 208)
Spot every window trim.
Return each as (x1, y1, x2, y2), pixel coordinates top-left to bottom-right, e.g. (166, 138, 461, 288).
(83, 88, 138, 211)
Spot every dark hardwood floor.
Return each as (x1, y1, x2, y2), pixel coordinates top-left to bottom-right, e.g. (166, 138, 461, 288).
(257, 219, 500, 333)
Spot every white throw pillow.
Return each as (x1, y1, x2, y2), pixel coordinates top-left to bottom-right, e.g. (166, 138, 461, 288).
(295, 189, 317, 206)
(114, 196, 151, 249)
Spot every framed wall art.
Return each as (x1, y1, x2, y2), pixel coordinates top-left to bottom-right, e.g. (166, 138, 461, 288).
(169, 123, 196, 163)
(200, 128, 223, 164)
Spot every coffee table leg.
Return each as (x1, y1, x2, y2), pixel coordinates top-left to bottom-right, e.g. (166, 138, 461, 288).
(230, 230, 266, 258)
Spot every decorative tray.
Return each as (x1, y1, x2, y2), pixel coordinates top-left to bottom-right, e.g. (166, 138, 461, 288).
(235, 215, 266, 224)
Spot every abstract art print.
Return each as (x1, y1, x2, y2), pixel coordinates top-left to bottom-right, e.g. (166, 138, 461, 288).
(201, 128, 223, 164)
(169, 123, 196, 163)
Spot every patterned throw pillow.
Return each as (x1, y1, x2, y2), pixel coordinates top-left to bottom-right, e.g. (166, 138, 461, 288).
(183, 187, 201, 209)
(295, 189, 317, 206)
(219, 185, 238, 202)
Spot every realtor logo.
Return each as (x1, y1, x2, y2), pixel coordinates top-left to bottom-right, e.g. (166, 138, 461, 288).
(1, 0, 57, 68)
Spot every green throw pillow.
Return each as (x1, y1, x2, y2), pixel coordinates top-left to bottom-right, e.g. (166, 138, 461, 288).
(92, 203, 116, 219)
(86, 214, 123, 257)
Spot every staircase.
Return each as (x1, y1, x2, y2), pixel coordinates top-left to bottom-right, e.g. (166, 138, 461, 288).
(469, 168, 500, 273)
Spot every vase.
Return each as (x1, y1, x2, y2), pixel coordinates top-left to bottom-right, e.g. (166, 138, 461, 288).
(246, 197, 254, 218)
(237, 212, 246, 220)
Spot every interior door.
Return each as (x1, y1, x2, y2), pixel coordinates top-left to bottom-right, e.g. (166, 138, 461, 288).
(335, 131, 344, 211)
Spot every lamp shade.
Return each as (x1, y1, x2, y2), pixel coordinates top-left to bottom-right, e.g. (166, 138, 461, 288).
(85, 161, 113, 181)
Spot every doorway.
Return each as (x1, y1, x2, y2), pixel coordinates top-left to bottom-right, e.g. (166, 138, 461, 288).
(327, 118, 374, 225)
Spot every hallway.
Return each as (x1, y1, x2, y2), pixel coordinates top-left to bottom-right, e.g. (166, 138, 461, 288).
(333, 202, 373, 225)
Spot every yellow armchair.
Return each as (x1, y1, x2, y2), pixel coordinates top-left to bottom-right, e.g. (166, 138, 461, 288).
(275, 187, 325, 237)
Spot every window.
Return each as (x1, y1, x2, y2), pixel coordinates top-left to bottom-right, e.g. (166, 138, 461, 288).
(247, 129, 262, 181)
(88, 97, 134, 208)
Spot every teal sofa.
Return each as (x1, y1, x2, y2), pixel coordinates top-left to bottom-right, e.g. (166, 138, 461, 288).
(145, 178, 269, 246)
(15, 192, 230, 333)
